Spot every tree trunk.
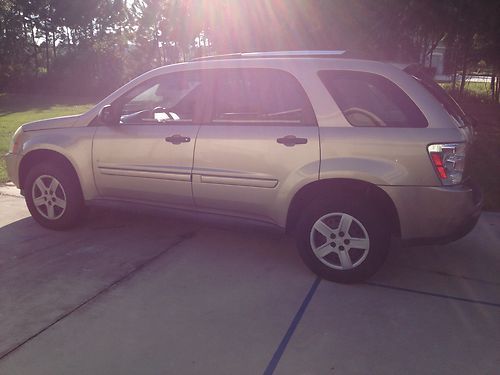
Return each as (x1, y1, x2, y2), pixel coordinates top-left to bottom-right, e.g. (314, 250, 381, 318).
(459, 47, 469, 98)
(52, 31, 57, 60)
(452, 68, 458, 91)
(491, 73, 496, 103)
(45, 28, 50, 74)
(65, 27, 71, 47)
(495, 70, 500, 103)
(421, 33, 429, 65)
(70, 28, 77, 48)
(450, 44, 458, 91)
(30, 22, 39, 77)
(426, 34, 444, 71)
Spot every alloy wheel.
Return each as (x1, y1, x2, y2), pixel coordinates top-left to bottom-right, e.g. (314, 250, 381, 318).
(309, 212, 370, 270)
(31, 175, 67, 220)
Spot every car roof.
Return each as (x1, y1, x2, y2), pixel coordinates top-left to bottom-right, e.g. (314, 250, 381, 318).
(190, 50, 417, 72)
(191, 50, 348, 61)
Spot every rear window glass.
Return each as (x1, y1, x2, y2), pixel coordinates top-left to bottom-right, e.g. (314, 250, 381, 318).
(318, 70, 428, 128)
(405, 68, 471, 128)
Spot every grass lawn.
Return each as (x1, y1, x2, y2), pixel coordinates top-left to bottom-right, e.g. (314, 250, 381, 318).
(0, 92, 499, 211)
(441, 81, 493, 97)
(0, 93, 95, 182)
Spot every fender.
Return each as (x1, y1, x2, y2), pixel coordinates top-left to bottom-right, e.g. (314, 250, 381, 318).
(20, 127, 99, 201)
(319, 157, 408, 186)
(269, 160, 320, 227)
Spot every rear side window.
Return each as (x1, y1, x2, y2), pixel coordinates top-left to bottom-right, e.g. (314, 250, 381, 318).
(210, 68, 316, 126)
(318, 71, 428, 128)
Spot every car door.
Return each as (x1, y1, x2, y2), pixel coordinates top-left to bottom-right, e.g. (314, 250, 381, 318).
(93, 70, 203, 207)
(192, 68, 320, 222)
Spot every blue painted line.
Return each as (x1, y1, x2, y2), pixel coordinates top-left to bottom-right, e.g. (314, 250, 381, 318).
(263, 277, 321, 375)
(366, 281, 500, 308)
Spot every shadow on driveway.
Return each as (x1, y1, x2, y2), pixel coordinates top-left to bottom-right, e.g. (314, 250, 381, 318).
(0, 203, 499, 374)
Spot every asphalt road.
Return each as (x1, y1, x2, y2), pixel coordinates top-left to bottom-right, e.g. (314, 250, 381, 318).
(1, 186, 499, 375)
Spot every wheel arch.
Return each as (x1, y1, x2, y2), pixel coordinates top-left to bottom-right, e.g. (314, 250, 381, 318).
(286, 178, 401, 237)
(19, 149, 82, 193)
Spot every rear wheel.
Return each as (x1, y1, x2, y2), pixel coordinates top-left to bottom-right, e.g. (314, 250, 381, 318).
(296, 196, 390, 283)
(24, 162, 84, 230)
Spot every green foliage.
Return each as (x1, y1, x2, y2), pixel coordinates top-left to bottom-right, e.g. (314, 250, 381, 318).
(1, 0, 500, 99)
(442, 81, 493, 104)
(465, 107, 500, 210)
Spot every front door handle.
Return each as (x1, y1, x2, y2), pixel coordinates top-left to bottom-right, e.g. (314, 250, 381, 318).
(165, 134, 191, 144)
(277, 135, 308, 147)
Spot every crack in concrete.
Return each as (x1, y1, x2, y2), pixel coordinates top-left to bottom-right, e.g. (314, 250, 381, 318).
(0, 238, 76, 272)
(396, 263, 500, 287)
(366, 281, 500, 308)
(0, 230, 197, 361)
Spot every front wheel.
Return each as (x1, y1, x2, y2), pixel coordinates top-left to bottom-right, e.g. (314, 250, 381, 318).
(296, 198, 390, 283)
(24, 163, 84, 230)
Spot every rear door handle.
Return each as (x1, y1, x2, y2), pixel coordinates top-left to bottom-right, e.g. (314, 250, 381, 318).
(277, 135, 308, 147)
(165, 134, 191, 144)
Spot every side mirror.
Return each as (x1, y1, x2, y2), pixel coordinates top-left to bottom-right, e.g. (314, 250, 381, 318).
(98, 105, 119, 125)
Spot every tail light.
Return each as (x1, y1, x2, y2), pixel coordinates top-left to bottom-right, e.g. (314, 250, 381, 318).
(427, 143, 466, 185)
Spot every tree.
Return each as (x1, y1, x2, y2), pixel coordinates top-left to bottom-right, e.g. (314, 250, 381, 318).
(1, 0, 499, 102)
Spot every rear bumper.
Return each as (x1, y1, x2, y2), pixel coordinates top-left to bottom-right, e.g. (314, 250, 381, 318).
(382, 180, 483, 246)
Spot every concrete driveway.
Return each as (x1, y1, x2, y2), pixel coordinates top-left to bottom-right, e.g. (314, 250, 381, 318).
(1, 185, 499, 375)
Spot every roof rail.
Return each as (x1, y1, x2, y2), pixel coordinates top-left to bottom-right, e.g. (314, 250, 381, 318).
(191, 50, 347, 62)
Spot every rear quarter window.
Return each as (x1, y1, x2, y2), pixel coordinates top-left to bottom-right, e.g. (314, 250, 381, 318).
(318, 70, 428, 128)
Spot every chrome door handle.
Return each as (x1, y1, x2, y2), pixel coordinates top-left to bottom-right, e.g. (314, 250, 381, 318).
(277, 135, 308, 147)
(165, 134, 191, 144)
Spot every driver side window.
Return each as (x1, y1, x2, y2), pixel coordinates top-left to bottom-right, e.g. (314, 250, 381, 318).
(119, 71, 202, 125)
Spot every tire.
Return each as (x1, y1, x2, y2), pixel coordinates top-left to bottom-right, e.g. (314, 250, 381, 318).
(296, 195, 390, 283)
(24, 162, 84, 230)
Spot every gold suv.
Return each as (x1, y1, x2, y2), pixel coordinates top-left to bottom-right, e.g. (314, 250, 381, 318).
(6, 51, 482, 283)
